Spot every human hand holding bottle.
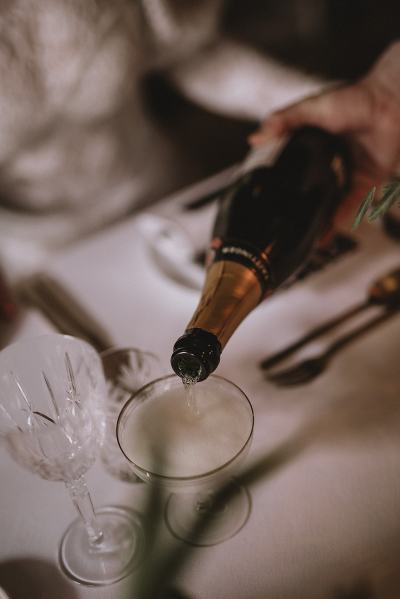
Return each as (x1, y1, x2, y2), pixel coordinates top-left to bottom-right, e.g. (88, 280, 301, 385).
(249, 41, 400, 228)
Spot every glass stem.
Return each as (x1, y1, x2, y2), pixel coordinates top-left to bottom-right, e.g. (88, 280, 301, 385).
(195, 489, 226, 514)
(65, 475, 104, 547)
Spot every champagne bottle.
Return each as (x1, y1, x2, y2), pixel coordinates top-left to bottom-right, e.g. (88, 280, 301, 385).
(171, 126, 351, 382)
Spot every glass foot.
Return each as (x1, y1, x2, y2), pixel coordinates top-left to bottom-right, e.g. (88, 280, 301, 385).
(59, 506, 145, 586)
(165, 481, 251, 546)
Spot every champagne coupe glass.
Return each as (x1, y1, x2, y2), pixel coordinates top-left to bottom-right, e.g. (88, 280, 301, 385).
(117, 374, 254, 546)
(0, 334, 145, 585)
(100, 346, 162, 482)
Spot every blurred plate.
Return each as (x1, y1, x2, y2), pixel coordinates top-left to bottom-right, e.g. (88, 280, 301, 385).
(135, 214, 204, 291)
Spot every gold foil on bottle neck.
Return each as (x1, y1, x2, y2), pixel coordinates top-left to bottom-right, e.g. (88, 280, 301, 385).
(186, 261, 264, 349)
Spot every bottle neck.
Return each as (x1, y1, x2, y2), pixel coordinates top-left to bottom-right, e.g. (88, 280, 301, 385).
(171, 328, 221, 381)
(186, 260, 264, 349)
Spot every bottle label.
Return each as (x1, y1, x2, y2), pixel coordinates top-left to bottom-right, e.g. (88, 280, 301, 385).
(209, 237, 271, 295)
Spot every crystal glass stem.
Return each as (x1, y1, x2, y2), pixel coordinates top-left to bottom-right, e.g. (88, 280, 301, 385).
(65, 476, 104, 546)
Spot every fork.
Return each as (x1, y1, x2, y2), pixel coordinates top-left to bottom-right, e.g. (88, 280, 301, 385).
(266, 307, 399, 386)
(261, 265, 400, 371)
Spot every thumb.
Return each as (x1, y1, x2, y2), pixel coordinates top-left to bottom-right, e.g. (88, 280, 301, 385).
(248, 94, 336, 146)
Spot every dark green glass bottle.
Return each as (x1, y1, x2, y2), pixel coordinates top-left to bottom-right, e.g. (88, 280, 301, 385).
(171, 126, 351, 381)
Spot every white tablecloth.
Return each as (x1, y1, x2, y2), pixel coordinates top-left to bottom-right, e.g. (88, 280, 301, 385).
(1, 169, 400, 599)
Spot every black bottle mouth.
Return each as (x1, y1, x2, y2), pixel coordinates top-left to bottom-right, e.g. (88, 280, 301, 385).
(170, 328, 221, 382)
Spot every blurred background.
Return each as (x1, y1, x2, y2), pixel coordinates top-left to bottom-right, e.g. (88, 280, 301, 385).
(225, 0, 399, 79)
(143, 0, 400, 183)
(0, 0, 399, 285)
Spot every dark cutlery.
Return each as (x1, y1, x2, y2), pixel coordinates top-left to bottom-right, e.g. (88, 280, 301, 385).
(261, 266, 400, 370)
(266, 307, 399, 386)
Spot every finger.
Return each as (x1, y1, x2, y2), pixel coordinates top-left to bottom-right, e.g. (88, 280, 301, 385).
(249, 84, 373, 147)
(247, 114, 287, 145)
(248, 93, 336, 146)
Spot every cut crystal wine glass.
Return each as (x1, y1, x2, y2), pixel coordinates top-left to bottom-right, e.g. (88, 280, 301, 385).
(100, 346, 162, 482)
(117, 374, 254, 546)
(0, 334, 145, 585)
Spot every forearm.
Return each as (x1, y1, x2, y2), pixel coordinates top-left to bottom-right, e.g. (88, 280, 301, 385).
(168, 38, 326, 121)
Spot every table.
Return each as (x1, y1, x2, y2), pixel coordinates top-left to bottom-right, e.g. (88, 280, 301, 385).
(1, 169, 400, 599)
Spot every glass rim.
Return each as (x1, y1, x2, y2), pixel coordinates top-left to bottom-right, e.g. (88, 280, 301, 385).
(116, 373, 254, 484)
